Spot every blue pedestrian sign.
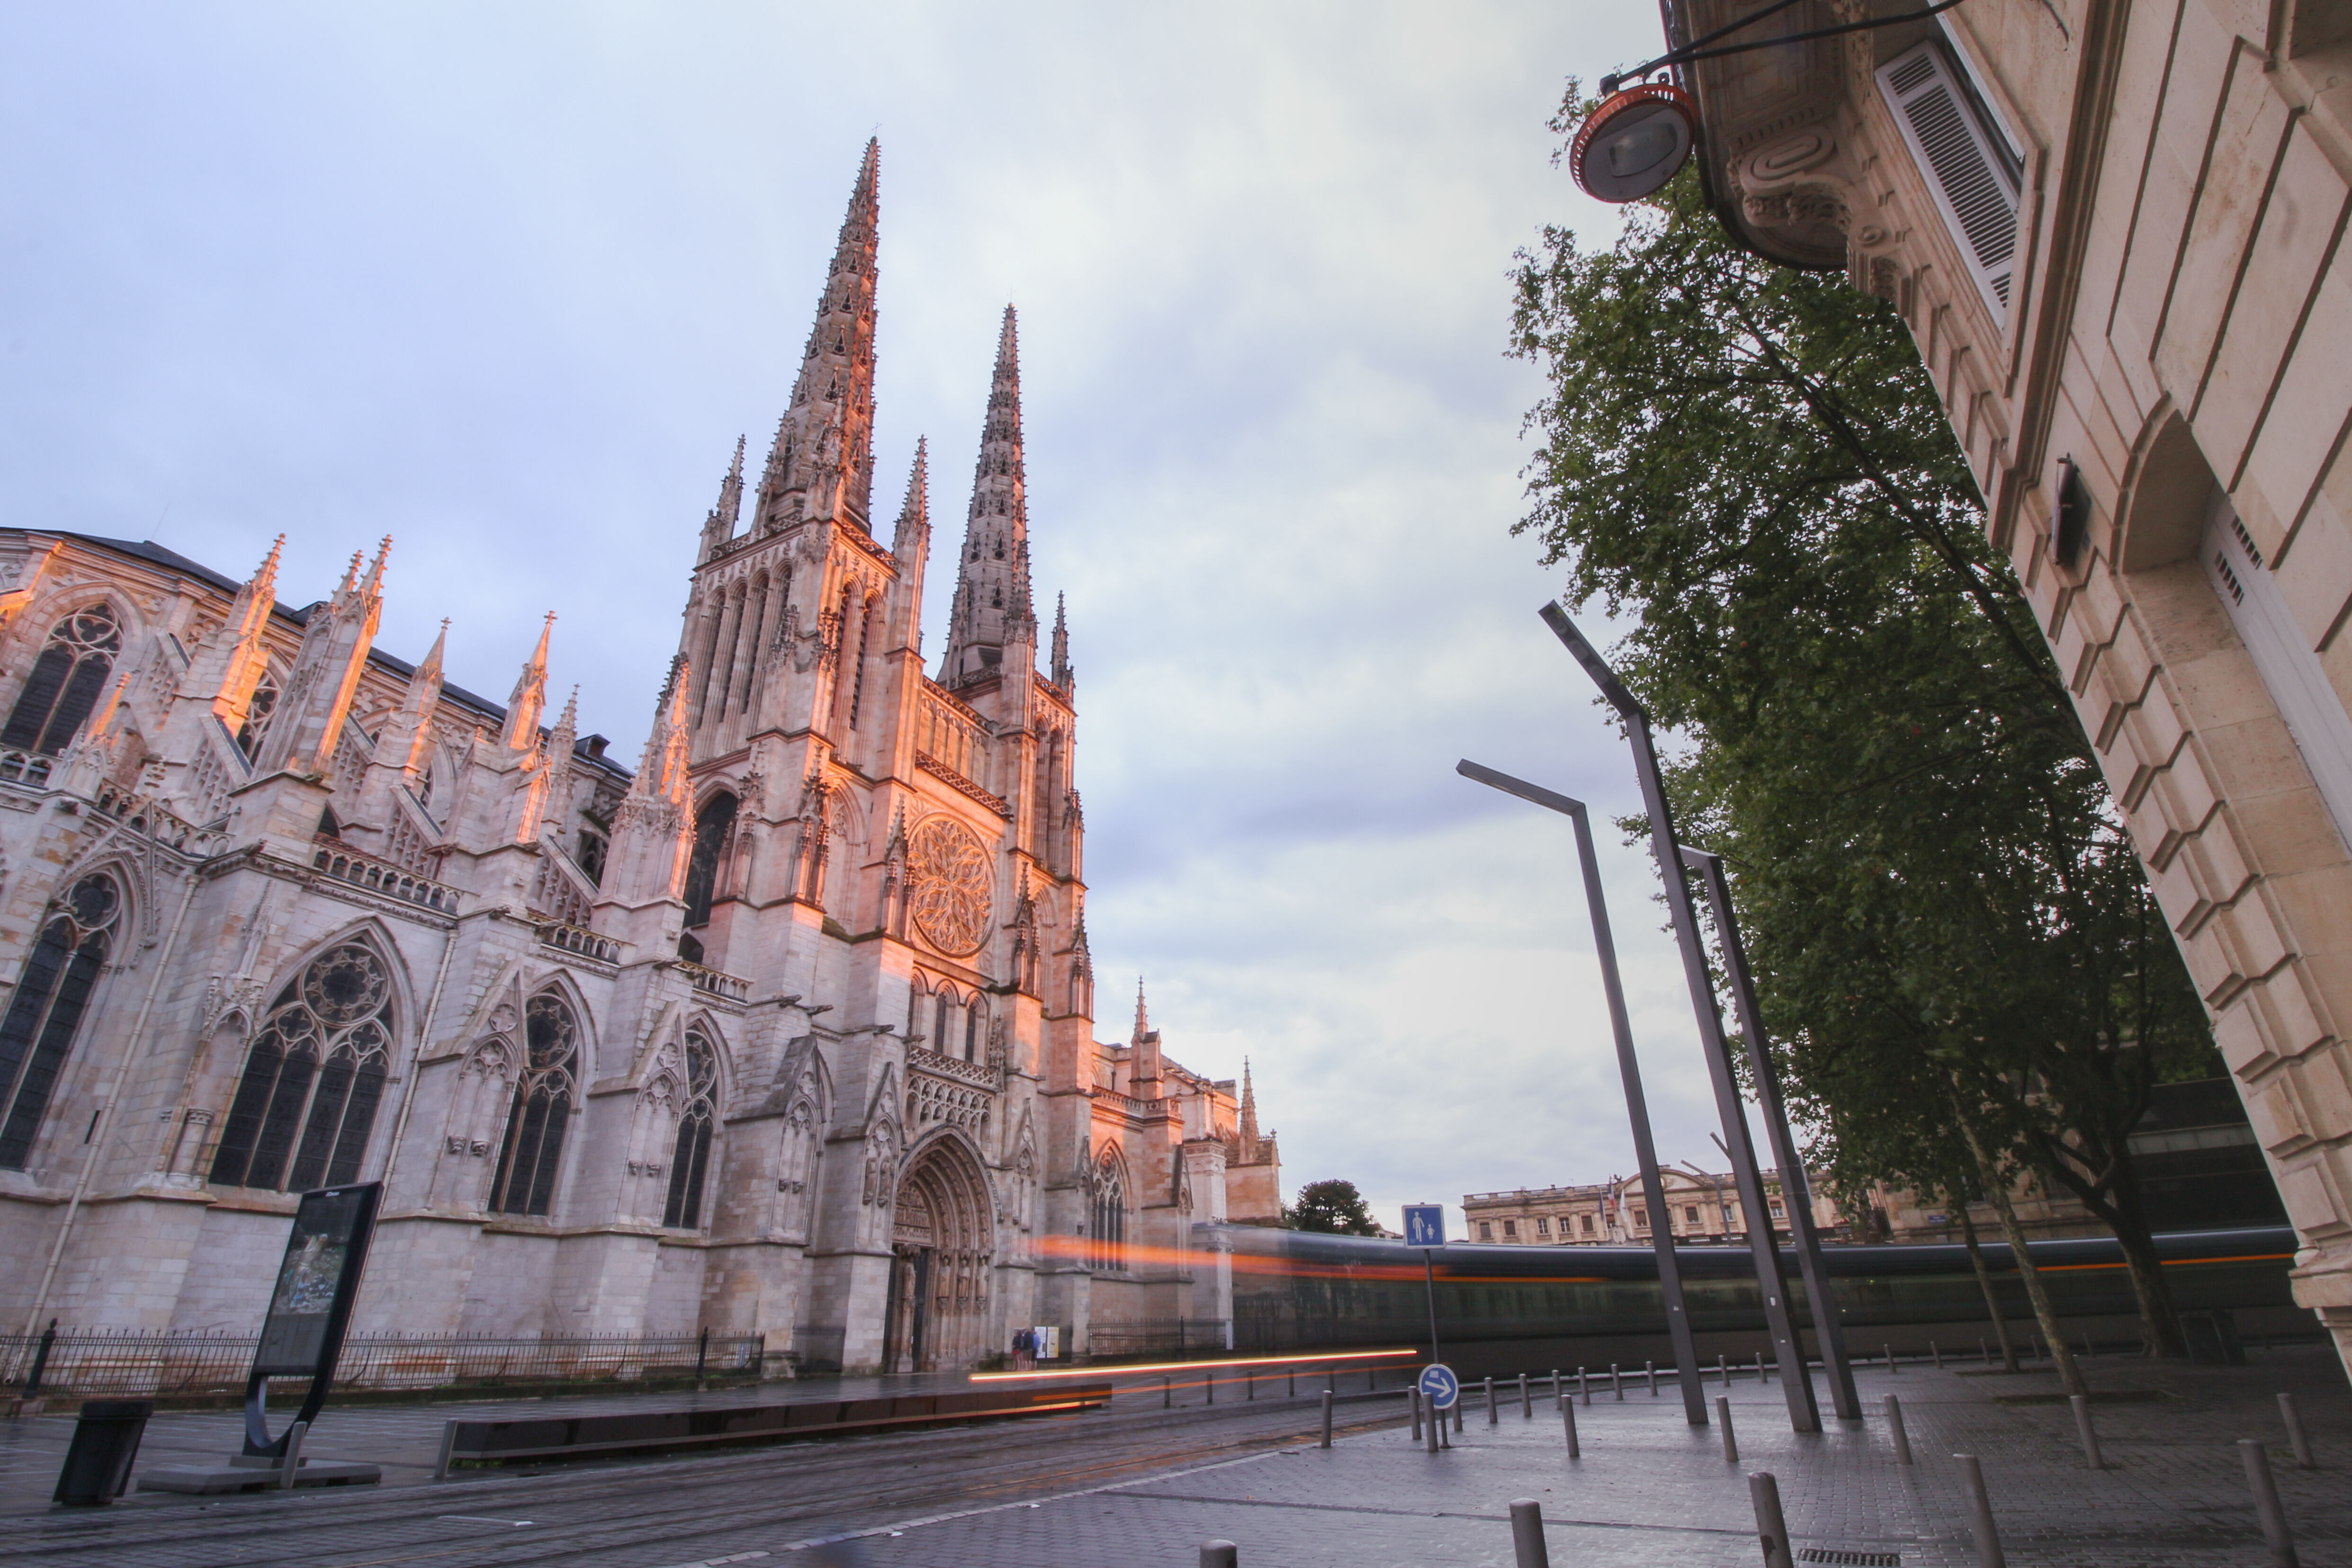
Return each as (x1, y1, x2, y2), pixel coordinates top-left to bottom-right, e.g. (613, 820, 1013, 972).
(1418, 1362, 1460, 1410)
(1402, 1205, 1446, 1247)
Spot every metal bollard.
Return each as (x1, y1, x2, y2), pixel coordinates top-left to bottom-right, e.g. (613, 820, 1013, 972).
(1931, 1339, 1943, 1370)
(1550, 1368, 1561, 1407)
(2240, 1438, 2298, 1567)
(1612, 1362, 1624, 1401)
(1427, 1394, 1441, 1452)
(1247, 1371, 1255, 1401)
(1718, 1352, 1728, 1386)
(1748, 1471, 1795, 1568)
(1201, 1542, 1238, 1568)
(1409, 1387, 1421, 1441)
(1885, 1395, 1912, 1465)
(1980, 1336, 1991, 1368)
(1319, 1389, 1333, 1449)
(1207, 1371, 1215, 1405)
(1756, 1350, 1767, 1383)
(1717, 1395, 1737, 1462)
(1520, 1371, 1532, 1418)
(278, 1420, 308, 1490)
(1885, 1343, 1896, 1374)
(1955, 1453, 2006, 1568)
(1509, 1497, 1551, 1568)
(1454, 1398, 1463, 1435)
(1562, 1398, 1579, 1458)
(2279, 1392, 2314, 1469)
(2070, 1394, 2104, 1470)
(1580, 1366, 1590, 1406)
(1164, 1375, 1172, 1409)
(1288, 1366, 1296, 1398)
(1646, 1358, 1658, 1396)
(1486, 1376, 1498, 1425)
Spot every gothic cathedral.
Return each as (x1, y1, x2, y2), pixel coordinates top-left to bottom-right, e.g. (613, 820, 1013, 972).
(0, 143, 1279, 1373)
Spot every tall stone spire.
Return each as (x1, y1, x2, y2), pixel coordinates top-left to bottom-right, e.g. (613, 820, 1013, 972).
(1239, 1058, 1261, 1159)
(755, 140, 880, 534)
(1050, 591, 1071, 689)
(891, 437, 929, 565)
(500, 613, 555, 752)
(699, 435, 746, 564)
(941, 306, 1037, 683)
(382, 619, 448, 778)
(1131, 977, 1149, 1047)
(538, 685, 579, 842)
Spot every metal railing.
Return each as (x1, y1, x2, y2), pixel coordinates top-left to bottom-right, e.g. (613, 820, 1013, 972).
(1084, 1319, 1235, 1358)
(1, 1328, 764, 1400)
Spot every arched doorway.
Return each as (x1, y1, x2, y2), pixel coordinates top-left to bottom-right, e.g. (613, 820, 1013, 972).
(883, 1136, 994, 1372)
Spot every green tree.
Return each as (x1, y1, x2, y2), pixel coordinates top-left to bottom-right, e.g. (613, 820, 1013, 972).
(1508, 145, 2215, 1366)
(1284, 1179, 1382, 1236)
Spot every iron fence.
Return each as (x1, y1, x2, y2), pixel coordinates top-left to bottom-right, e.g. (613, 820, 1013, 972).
(1, 1327, 765, 1400)
(1082, 1318, 1233, 1358)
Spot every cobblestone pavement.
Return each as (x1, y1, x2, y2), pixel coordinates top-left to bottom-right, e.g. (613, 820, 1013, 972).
(0, 1348, 2343, 1566)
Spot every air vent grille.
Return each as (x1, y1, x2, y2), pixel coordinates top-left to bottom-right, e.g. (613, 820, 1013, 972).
(1799, 1551, 1902, 1567)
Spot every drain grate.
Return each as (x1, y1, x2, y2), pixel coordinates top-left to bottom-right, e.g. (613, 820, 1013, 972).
(1798, 1552, 1900, 1567)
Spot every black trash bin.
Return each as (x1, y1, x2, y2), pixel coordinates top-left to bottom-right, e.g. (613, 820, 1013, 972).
(53, 1398, 153, 1506)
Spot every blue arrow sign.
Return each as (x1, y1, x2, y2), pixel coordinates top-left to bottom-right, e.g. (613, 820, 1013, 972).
(1418, 1362, 1459, 1410)
(1402, 1205, 1446, 1247)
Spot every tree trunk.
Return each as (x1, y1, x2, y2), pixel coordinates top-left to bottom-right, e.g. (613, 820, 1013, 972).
(2033, 1141, 2189, 1358)
(1957, 1111, 2089, 1398)
(1956, 1200, 2018, 1371)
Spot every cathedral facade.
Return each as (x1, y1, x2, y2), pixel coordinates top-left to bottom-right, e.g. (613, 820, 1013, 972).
(0, 143, 1278, 1372)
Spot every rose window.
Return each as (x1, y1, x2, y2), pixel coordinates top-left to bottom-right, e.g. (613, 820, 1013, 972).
(907, 816, 992, 956)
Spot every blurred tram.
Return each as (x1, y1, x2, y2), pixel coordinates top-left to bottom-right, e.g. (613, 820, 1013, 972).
(1216, 1224, 2310, 1378)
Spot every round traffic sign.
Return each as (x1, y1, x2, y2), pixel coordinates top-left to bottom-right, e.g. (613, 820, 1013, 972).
(1417, 1362, 1460, 1411)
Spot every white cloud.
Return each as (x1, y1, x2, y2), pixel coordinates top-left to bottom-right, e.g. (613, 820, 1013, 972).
(0, 0, 1766, 1238)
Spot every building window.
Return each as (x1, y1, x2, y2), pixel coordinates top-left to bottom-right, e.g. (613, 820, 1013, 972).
(1634, 1206, 1649, 1229)
(662, 1031, 718, 1228)
(1686, 1205, 1701, 1226)
(211, 943, 395, 1192)
(1769, 1200, 1786, 1219)
(0, 873, 121, 1169)
(236, 675, 280, 760)
(681, 792, 738, 938)
(1091, 1157, 1127, 1272)
(1502, 1219, 1517, 1238)
(575, 829, 609, 887)
(488, 993, 579, 1216)
(1580, 1214, 1595, 1235)
(1478, 1221, 1493, 1240)
(1, 604, 122, 757)
(1535, 1217, 1549, 1236)
(1875, 39, 2022, 321)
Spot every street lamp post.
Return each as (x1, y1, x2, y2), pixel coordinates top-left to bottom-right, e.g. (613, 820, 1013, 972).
(1538, 602, 1821, 1435)
(1456, 758, 1708, 1427)
(1683, 845, 1863, 1420)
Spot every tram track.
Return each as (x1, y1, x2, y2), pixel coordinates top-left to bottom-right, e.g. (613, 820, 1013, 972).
(2, 1389, 1412, 1568)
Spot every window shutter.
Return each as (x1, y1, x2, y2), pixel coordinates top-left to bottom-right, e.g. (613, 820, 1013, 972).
(1876, 40, 2021, 323)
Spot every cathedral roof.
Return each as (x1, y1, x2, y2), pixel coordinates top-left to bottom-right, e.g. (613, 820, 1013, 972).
(47, 529, 633, 782)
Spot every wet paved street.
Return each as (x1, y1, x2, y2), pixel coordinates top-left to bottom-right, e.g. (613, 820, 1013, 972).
(0, 1348, 2345, 1566)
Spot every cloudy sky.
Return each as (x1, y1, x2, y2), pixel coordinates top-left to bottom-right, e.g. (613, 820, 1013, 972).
(0, 1, 1779, 1235)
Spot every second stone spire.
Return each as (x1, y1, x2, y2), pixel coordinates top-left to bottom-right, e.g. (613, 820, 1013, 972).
(942, 306, 1037, 684)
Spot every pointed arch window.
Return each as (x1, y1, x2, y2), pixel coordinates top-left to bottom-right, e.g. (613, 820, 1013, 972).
(682, 792, 738, 934)
(236, 673, 281, 760)
(2, 605, 122, 756)
(662, 1031, 718, 1228)
(489, 992, 578, 1216)
(0, 874, 121, 1169)
(210, 943, 394, 1192)
(1090, 1156, 1127, 1273)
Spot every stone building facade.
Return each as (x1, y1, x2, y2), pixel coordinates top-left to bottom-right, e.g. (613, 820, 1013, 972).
(0, 143, 1277, 1371)
(1463, 1170, 1845, 1246)
(1658, 0, 2352, 1368)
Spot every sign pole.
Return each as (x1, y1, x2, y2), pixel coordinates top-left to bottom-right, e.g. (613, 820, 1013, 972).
(1455, 758, 1707, 1426)
(1422, 1248, 1441, 1367)
(1538, 604, 1819, 1434)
